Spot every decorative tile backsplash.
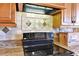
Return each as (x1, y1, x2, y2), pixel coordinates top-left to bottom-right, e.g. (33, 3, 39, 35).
(0, 27, 18, 40)
(2, 27, 9, 33)
(21, 12, 53, 32)
(0, 31, 6, 40)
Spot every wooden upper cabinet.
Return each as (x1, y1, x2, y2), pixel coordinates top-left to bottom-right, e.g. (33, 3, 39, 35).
(70, 3, 79, 26)
(0, 3, 16, 27)
(74, 4, 79, 25)
(62, 3, 73, 25)
(52, 11, 61, 28)
(62, 3, 79, 26)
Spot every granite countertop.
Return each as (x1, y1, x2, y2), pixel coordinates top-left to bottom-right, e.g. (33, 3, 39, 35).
(0, 41, 16, 48)
(0, 40, 24, 56)
(0, 40, 23, 48)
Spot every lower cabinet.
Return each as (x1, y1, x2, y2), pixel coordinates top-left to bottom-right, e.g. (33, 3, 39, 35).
(54, 32, 68, 54)
(59, 32, 68, 53)
(59, 32, 68, 46)
(53, 33, 60, 54)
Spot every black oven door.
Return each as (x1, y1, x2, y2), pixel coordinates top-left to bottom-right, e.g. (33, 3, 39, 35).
(23, 40, 53, 52)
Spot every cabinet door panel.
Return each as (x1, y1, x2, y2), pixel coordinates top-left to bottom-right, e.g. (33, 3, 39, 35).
(59, 33, 68, 53)
(59, 33, 68, 46)
(62, 4, 73, 25)
(0, 4, 10, 18)
(74, 4, 79, 25)
(53, 12, 61, 28)
(0, 3, 16, 23)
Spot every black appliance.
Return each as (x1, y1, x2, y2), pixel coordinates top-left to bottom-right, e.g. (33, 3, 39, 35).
(23, 32, 53, 56)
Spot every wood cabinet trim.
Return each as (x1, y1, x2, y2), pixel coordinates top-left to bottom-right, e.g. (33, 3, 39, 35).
(33, 3, 65, 9)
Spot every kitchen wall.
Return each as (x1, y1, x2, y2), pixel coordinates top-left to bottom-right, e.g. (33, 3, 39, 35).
(0, 11, 78, 45)
(0, 12, 22, 41)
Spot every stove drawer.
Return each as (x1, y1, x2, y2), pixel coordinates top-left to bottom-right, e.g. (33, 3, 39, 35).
(23, 40, 53, 46)
(24, 44, 53, 52)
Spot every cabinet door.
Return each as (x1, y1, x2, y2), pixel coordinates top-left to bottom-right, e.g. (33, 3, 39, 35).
(59, 33, 68, 46)
(53, 33, 60, 53)
(74, 4, 79, 25)
(62, 3, 73, 25)
(0, 3, 16, 26)
(53, 11, 61, 28)
(54, 33, 59, 43)
(59, 33, 68, 53)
